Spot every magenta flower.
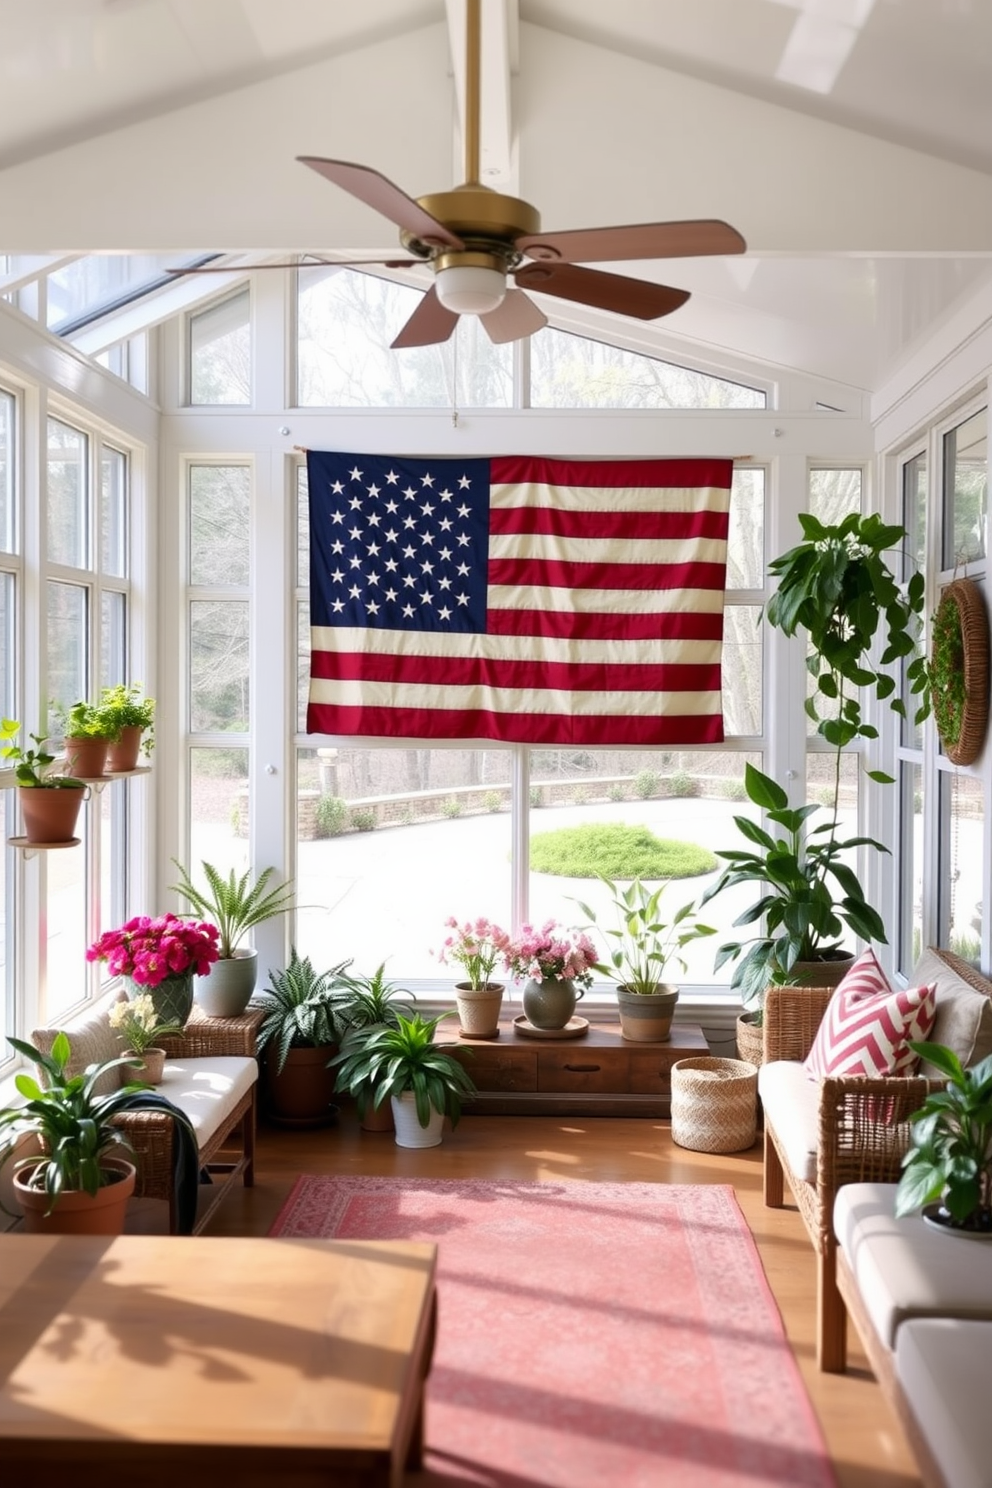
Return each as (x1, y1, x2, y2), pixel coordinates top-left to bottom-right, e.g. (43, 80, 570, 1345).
(87, 913, 220, 987)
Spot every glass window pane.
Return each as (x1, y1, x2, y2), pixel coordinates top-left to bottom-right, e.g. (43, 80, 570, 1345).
(46, 254, 184, 331)
(0, 798, 10, 1065)
(296, 268, 512, 408)
(0, 571, 14, 719)
(808, 467, 862, 525)
(0, 387, 15, 554)
(189, 747, 251, 883)
(902, 453, 927, 749)
(48, 581, 88, 719)
(726, 468, 764, 589)
(899, 762, 923, 977)
(45, 814, 88, 1022)
(47, 418, 88, 568)
(101, 590, 126, 689)
(101, 445, 127, 577)
(527, 748, 760, 985)
(942, 408, 987, 570)
(190, 465, 250, 586)
(297, 464, 309, 589)
(938, 770, 983, 964)
(190, 290, 251, 406)
(295, 746, 513, 977)
(722, 604, 762, 736)
(530, 328, 765, 409)
(190, 600, 249, 732)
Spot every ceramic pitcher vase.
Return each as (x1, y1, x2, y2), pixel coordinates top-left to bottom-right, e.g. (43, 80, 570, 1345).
(522, 977, 583, 1030)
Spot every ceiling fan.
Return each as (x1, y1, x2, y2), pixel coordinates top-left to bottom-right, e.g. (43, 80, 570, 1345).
(172, 0, 746, 349)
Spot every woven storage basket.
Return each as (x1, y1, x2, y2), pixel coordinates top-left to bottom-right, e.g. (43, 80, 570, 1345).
(933, 577, 990, 767)
(670, 1056, 758, 1154)
(735, 1013, 764, 1069)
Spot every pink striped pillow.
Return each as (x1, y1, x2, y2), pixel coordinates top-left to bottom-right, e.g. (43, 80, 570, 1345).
(804, 948, 937, 1078)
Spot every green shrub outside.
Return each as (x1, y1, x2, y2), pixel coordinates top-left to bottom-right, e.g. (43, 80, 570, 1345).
(530, 822, 716, 880)
(442, 798, 462, 819)
(633, 769, 659, 799)
(483, 790, 503, 813)
(666, 771, 697, 797)
(316, 794, 348, 837)
(350, 808, 377, 832)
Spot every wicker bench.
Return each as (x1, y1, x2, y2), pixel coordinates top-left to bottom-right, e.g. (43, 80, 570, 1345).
(758, 947, 992, 1372)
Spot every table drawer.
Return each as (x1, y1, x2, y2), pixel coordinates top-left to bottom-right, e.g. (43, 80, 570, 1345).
(537, 1049, 629, 1094)
(458, 1048, 538, 1092)
(628, 1050, 682, 1095)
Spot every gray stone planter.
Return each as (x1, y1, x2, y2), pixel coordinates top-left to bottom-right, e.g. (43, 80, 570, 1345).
(616, 984, 679, 1042)
(195, 949, 258, 1018)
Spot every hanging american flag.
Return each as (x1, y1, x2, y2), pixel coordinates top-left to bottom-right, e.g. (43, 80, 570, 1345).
(306, 451, 733, 746)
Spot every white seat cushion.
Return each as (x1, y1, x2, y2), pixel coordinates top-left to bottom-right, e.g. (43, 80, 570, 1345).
(896, 1318, 992, 1488)
(156, 1057, 257, 1147)
(758, 1059, 820, 1184)
(833, 1182, 992, 1349)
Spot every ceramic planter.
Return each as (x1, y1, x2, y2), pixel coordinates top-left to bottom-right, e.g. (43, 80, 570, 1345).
(454, 982, 504, 1038)
(195, 949, 258, 1018)
(64, 735, 109, 778)
(617, 984, 679, 1042)
(127, 971, 194, 1029)
(14, 1157, 136, 1235)
(391, 1091, 444, 1148)
(125, 1048, 166, 1085)
(522, 977, 582, 1030)
(18, 784, 88, 844)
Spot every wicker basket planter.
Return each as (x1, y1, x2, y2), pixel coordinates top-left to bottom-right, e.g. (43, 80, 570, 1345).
(930, 577, 990, 766)
(670, 1057, 758, 1153)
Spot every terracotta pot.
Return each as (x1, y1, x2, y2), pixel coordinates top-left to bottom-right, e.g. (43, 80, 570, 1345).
(18, 784, 88, 844)
(106, 725, 144, 772)
(454, 982, 504, 1038)
(125, 1048, 166, 1085)
(264, 1044, 339, 1127)
(64, 736, 109, 778)
(360, 1087, 395, 1132)
(617, 984, 679, 1042)
(14, 1157, 136, 1235)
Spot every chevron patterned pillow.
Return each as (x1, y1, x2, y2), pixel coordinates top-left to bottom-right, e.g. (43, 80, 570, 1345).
(804, 948, 937, 1078)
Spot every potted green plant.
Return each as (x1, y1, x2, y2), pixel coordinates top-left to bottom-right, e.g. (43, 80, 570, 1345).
(97, 682, 156, 770)
(170, 858, 296, 1015)
(251, 947, 354, 1127)
(575, 876, 716, 1042)
(53, 699, 120, 778)
(0, 1030, 198, 1234)
(895, 1042, 992, 1235)
(701, 513, 929, 1050)
(435, 916, 507, 1038)
(0, 719, 88, 844)
(107, 991, 185, 1085)
(330, 963, 416, 1131)
(329, 1011, 476, 1148)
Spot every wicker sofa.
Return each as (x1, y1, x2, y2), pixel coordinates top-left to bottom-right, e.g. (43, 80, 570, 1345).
(30, 991, 260, 1234)
(757, 946, 992, 1372)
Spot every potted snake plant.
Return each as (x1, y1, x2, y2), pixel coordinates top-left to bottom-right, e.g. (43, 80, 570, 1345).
(251, 948, 354, 1127)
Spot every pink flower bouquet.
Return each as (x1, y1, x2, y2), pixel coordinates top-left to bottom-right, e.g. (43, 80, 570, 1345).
(435, 916, 509, 990)
(501, 920, 598, 989)
(87, 913, 220, 987)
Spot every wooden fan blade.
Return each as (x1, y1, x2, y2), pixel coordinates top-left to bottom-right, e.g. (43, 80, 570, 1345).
(479, 289, 547, 344)
(516, 220, 746, 263)
(390, 287, 460, 349)
(515, 262, 690, 320)
(297, 157, 465, 249)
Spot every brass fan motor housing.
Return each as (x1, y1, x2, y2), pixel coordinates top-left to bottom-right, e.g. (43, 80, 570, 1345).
(402, 183, 541, 261)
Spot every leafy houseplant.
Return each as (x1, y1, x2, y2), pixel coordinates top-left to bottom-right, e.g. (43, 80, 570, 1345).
(703, 514, 929, 1017)
(333, 962, 415, 1036)
(575, 876, 715, 1042)
(97, 682, 156, 768)
(53, 699, 119, 776)
(0, 718, 88, 844)
(170, 859, 296, 1014)
(251, 948, 354, 1126)
(895, 1043, 992, 1233)
(0, 1031, 198, 1233)
(329, 1011, 476, 1147)
(108, 992, 185, 1084)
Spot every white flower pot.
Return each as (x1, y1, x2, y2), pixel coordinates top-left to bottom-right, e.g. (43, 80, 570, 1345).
(391, 1092, 445, 1148)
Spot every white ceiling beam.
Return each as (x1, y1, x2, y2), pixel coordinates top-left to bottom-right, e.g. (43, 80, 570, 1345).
(445, 0, 516, 189)
(68, 264, 251, 355)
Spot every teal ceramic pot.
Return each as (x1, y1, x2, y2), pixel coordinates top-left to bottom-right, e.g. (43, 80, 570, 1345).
(522, 977, 582, 1030)
(128, 971, 194, 1029)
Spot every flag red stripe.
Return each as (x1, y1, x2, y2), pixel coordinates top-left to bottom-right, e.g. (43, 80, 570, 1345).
(306, 703, 725, 746)
(486, 608, 724, 641)
(489, 456, 734, 490)
(310, 648, 721, 693)
(488, 506, 730, 540)
(488, 558, 728, 591)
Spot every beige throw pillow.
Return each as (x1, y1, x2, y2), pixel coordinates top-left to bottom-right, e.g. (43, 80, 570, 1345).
(32, 988, 130, 1096)
(910, 948, 992, 1074)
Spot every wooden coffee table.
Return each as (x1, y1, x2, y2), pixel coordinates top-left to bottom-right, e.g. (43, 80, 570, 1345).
(0, 1233, 437, 1487)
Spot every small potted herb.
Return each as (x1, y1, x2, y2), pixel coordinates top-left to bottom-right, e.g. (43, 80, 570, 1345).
(97, 682, 156, 770)
(53, 699, 119, 778)
(0, 719, 88, 844)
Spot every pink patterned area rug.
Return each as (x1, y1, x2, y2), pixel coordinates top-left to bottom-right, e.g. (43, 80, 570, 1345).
(270, 1177, 836, 1488)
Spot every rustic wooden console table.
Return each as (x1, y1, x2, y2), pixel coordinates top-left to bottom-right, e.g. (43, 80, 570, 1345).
(438, 1020, 709, 1116)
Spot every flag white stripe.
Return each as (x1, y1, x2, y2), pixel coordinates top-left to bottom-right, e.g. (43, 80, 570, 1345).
(490, 482, 731, 514)
(311, 627, 722, 666)
(309, 677, 720, 718)
(487, 584, 725, 614)
(487, 533, 727, 565)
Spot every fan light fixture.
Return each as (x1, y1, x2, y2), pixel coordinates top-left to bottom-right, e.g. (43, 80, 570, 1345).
(434, 263, 506, 314)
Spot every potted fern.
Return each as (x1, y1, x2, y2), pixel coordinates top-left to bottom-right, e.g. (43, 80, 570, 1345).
(170, 859, 296, 1015)
(251, 948, 354, 1126)
(97, 682, 156, 770)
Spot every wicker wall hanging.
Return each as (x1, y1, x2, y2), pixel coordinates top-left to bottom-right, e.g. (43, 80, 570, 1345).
(928, 577, 990, 766)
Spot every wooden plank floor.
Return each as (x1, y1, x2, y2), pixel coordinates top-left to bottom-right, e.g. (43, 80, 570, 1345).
(135, 1108, 923, 1488)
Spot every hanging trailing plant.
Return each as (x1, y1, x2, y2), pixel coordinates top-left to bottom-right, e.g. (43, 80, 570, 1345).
(925, 578, 989, 766)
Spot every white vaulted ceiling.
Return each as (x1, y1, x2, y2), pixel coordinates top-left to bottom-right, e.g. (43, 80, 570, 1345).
(1, 0, 991, 393)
